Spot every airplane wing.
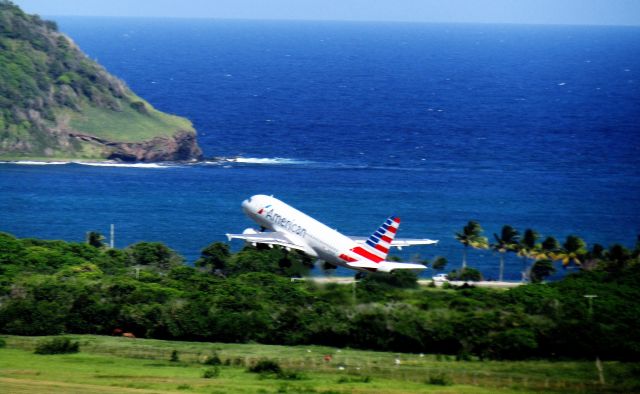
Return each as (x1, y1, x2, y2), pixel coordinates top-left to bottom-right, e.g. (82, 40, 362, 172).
(225, 231, 310, 253)
(348, 260, 427, 272)
(350, 236, 438, 248)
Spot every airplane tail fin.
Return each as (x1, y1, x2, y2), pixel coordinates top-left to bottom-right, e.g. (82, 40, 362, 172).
(349, 216, 400, 263)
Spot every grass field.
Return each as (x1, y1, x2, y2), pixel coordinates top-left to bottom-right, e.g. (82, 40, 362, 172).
(1, 335, 638, 393)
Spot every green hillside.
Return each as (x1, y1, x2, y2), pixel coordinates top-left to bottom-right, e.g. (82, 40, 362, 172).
(0, 1, 202, 161)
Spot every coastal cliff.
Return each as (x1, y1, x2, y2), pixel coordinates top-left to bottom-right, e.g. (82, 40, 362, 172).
(0, 1, 202, 161)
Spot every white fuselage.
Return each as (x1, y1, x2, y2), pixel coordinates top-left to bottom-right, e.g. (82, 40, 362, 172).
(242, 195, 357, 268)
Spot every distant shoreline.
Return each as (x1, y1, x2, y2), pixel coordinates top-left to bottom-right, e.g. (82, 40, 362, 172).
(293, 277, 524, 288)
(0, 156, 312, 168)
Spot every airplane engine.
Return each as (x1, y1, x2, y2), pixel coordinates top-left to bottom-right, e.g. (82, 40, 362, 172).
(240, 228, 259, 246)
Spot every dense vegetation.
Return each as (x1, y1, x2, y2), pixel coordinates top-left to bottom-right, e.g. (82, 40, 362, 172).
(0, 1, 198, 160)
(0, 230, 639, 362)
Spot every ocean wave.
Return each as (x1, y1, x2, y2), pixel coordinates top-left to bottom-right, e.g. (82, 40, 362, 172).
(219, 157, 313, 165)
(1, 158, 424, 172)
(2, 160, 70, 165)
(0, 160, 176, 168)
(76, 162, 173, 169)
(1, 157, 314, 168)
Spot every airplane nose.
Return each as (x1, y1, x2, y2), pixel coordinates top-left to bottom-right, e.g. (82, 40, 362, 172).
(241, 198, 252, 214)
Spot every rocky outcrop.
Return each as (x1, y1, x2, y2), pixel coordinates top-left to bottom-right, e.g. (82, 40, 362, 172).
(69, 131, 203, 162)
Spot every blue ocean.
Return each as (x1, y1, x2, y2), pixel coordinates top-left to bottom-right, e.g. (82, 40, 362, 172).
(1, 18, 639, 279)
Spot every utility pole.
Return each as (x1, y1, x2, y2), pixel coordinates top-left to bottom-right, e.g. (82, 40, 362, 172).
(584, 294, 604, 385)
(110, 224, 115, 249)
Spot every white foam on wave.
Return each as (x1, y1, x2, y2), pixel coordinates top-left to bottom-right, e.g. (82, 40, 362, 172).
(224, 157, 312, 165)
(1, 160, 176, 168)
(77, 162, 172, 169)
(3, 158, 311, 168)
(2, 161, 70, 165)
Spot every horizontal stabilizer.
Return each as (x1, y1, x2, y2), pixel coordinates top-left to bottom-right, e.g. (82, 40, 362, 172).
(350, 236, 438, 248)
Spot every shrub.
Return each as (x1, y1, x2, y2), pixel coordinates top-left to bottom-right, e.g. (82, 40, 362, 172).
(202, 367, 220, 379)
(456, 351, 471, 361)
(426, 372, 452, 386)
(130, 101, 148, 114)
(203, 352, 221, 365)
(449, 267, 483, 281)
(277, 370, 305, 380)
(34, 337, 79, 354)
(362, 271, 418, 289)
(0, 338, 6, 348)
(248, 359, 282, 374)
(170, 350, 179, 362)
(337, 376, 371, 384)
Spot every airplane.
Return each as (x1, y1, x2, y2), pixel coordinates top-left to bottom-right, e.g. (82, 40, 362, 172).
(226, 194, 438, 273)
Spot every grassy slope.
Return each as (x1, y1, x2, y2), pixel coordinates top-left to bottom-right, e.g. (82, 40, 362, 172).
(2, 335, 634, 394)
(65, 99, 194, 143)
(0, 99, 194, 160)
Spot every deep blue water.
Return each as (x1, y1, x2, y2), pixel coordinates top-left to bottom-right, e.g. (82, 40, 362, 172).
(1, 18, 639, 279)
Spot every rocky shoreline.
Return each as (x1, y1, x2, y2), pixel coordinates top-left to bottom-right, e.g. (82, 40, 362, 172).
(68, 130, 203, 162)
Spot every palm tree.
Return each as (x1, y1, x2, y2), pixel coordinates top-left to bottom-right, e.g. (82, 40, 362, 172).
(533, 236, 560, 260)
(431, 256, 448, 271)
(517, 229, 539, 282)
(86, 231, 105, 248)
(604, 244, 631, 272)
(455, 221, 488, 269)
(491, 225, 519, 282)
(556, 235, 587, 267)
(582, 243, 605, 271)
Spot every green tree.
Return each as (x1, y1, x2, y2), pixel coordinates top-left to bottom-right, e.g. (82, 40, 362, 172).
(556, 235, 587, 268)
(431, 256, 448, 271)
(455, 221, 488, 269)
(225, 246, 312, 277)
(487, 328, 538, 360)
(583, 243, 605, 270)
(533, 236, 560, 261)
(86, 231, 105, 248)
(529, 260, 555, 283)
(491, 225, 519, 282)
(126, 242, 184, 272)
(448, 267, 483, 281)
(604, 244, 631, 272)
(517, 229, 539, 282)
(195, 242, 230, 273)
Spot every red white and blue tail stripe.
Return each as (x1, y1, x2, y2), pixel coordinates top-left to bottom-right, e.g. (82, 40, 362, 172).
(348, 216, 400, 263)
